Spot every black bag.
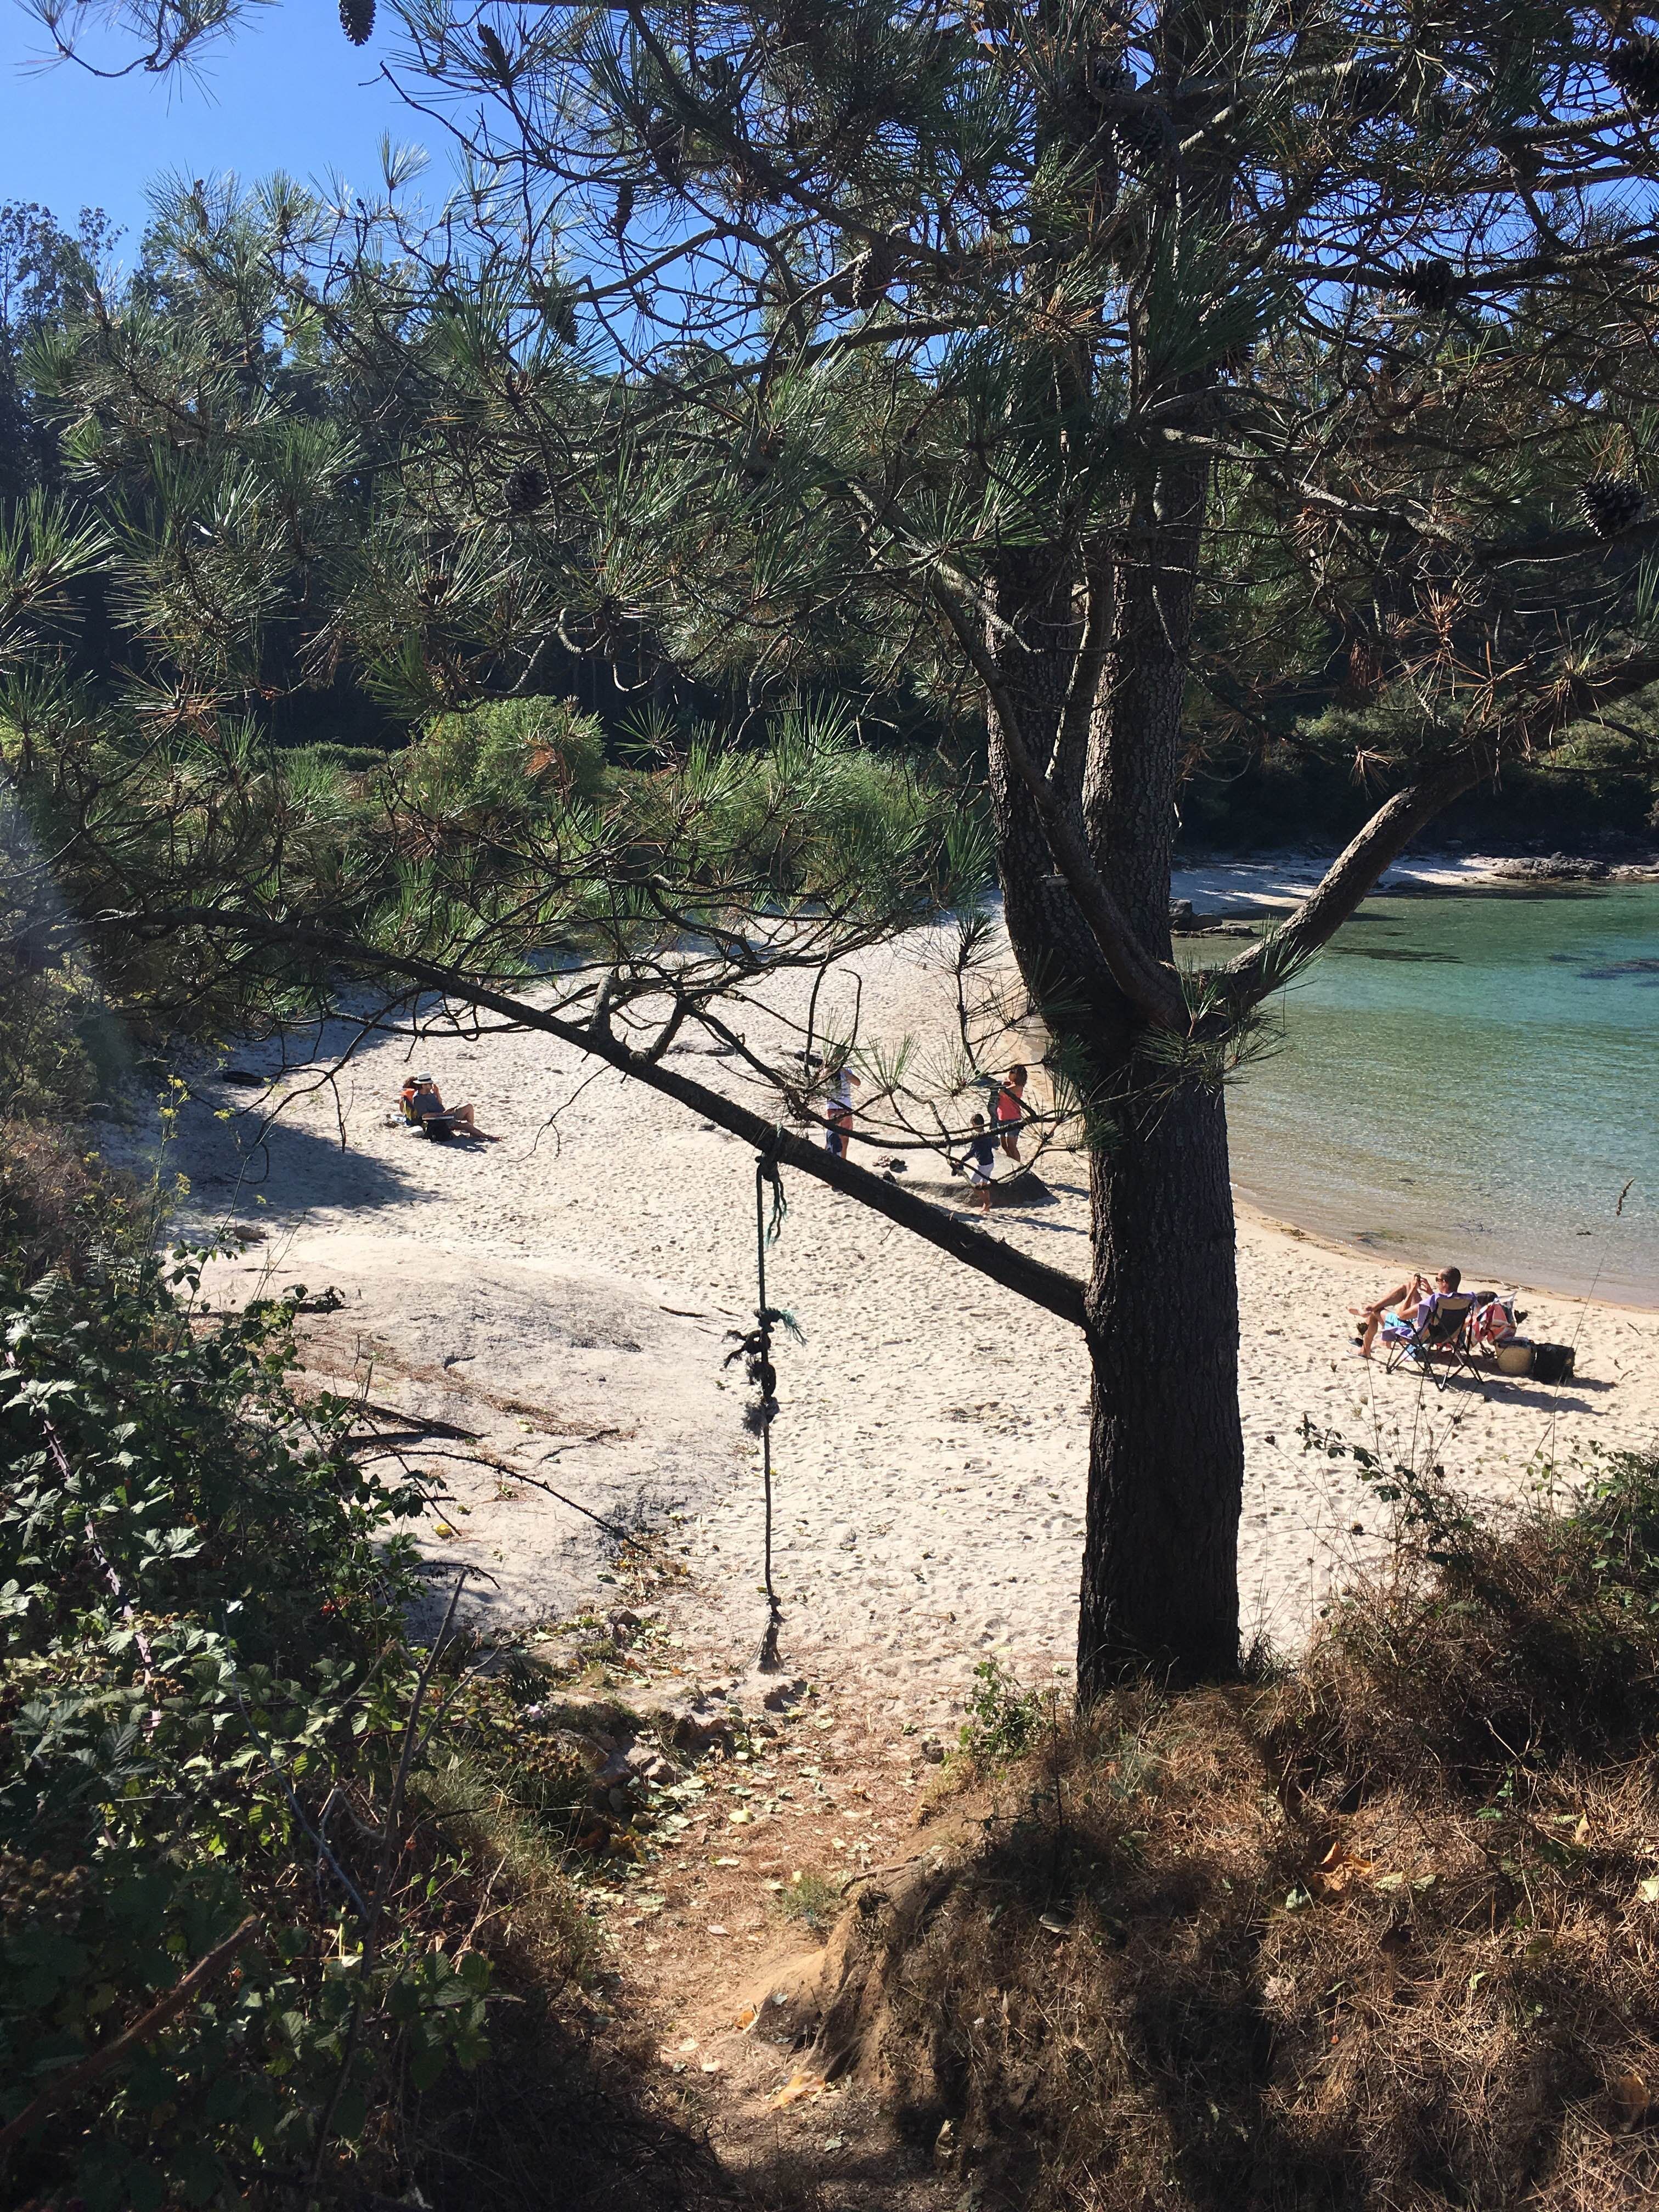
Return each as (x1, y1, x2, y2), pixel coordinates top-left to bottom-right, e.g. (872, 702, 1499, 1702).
(1530, 1342, 1576, 1385)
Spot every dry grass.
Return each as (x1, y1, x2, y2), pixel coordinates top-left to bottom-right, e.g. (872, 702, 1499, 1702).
(0, 1119, 142, 1281)
(810, 1453, 1659, 2210)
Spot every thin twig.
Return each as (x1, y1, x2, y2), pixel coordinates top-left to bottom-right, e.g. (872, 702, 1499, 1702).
(0, 1917, 261, 2158)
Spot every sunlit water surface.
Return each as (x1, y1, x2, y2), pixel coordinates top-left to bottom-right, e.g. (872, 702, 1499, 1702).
(1211, 883, 1659, 1305)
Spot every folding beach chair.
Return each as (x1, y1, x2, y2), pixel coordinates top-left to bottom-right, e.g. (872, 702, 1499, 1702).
(1382, 1292, 1485, 1396)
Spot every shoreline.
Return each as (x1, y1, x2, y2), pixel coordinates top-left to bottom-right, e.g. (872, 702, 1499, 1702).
(1172, 848, 1659, 917)
(1179, 859, 1656, 1309)
(1232, 1194, 1659, 1319)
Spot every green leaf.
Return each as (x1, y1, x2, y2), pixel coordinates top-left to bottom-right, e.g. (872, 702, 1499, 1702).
(409, 2040, 448, 2092)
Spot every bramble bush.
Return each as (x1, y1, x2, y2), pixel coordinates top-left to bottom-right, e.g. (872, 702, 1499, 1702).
(0, 1221, 494, 2209)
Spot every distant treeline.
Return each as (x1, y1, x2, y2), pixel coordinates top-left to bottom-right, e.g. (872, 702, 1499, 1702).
(3, 195, 1654, 864)
(1177, 740, 1658, 855)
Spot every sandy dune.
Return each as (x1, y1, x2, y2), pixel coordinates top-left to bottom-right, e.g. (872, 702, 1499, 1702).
(96, 917, 1659, 1724)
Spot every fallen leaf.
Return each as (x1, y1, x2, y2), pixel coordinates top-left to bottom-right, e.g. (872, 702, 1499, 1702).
(678, 2038, 697, 2053)
(1038, 1913, 1070, 1937)
(769, 2070, 828, 2110)
(733, 2004, 758, 2031)
(1611, 2071, 1651, 2130)
(1311, 1839, 1376, 1895)
(700, 2060, 721, 2074)
(707, 1924, 729, 1936)
(714, 1854, 742, 1866)
(1639, 1877, 1659, 1905)
(1575, 1813, 1592, 1846)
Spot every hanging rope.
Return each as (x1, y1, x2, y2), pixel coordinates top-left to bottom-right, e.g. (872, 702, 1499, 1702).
(724, 1127, 800, 1669)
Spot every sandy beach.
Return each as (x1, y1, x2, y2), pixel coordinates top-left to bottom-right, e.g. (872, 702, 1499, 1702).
(98, 914, 1659, 1726)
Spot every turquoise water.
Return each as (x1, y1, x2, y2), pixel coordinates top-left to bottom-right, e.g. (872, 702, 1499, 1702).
(1218, 883, 1659, 1306)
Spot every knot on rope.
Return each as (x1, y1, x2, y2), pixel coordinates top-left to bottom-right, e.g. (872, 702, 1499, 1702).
(758, 1125, 787, 1245)
(724, 1323, 778, 1429)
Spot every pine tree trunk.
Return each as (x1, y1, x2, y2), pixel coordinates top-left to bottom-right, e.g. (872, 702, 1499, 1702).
(984, 460, 1245, 1689)
(1077, 1076, 1243, 1691)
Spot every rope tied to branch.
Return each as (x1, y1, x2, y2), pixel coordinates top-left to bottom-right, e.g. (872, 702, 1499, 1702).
(723, 1126, 802, 1670)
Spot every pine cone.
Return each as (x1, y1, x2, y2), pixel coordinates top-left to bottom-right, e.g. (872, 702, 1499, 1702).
(612, 179, 635, 238)
(1345, 636, 1384, 699)
(1339, 63, 1395, 122)
(1114, 96, 1165, 165)
(339, 0, 374, 45)
(1609, 35, 1659, 116)
(849, 239, 896, 311)
(647, 119, 685, 185)
(740, 428, 783, 481)
(1403, 255, 1455, 311)
(1579, 475, 1647, 538)
(505, 465, 550, 517)
(1084, 48, 1133, 104)
(479, 22, 511, 79)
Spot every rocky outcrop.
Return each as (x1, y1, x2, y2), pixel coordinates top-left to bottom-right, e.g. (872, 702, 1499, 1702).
(1487, 853, 1612, 883)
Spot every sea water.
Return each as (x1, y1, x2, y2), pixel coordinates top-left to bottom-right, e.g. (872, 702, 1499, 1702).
(1217, 883, 1659, 1306)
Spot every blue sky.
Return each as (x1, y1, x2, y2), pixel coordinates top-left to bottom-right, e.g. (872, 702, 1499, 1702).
(0, 3, 445, 250)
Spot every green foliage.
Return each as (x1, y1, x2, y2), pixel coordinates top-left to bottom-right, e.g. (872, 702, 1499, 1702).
(774, 1866, 844, 1932)
(0, 1124, 143, 1286)
(958, 1657, 1045, 1765)
(0, 1212, 498, 2208)
(442, 1672, 604, 1830)
(405, 696, 610, 824)
(1297, 1431, 1659, 1776)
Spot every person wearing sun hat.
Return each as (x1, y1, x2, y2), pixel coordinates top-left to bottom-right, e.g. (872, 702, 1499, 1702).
(400, 1071, 497, 1139)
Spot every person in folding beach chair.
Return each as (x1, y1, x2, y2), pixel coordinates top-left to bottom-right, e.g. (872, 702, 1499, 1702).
(1351, 1271, 1432, 1359)
(1381, 1268, 1485, 1394)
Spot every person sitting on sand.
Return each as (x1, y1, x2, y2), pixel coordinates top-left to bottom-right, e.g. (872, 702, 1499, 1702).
(952, 1113, 998, 1214)
(405, 1074, 497, 1141)
(1351, 1269, 1432, 1358)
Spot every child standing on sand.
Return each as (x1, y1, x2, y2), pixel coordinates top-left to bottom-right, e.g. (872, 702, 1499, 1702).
(825, 1064, 860, 1156)
(958, 1113, 998, 1213)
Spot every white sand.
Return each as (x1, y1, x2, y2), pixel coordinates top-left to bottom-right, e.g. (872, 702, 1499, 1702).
(97, 918, 1659, 1724)
(1172, 850, 1658, 913)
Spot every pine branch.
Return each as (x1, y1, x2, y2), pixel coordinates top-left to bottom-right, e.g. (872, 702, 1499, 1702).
(114, 906, 1091, 1329)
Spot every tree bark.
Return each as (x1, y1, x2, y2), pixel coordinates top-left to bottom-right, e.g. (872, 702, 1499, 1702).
(983, 497, 1246, 1690)
(1078, 1076, 1242, 1689)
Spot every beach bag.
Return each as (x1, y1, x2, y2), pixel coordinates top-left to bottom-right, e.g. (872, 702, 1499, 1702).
(1493, 1343, 1533, 1377)
(1530, 1342, 1576, 1385)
